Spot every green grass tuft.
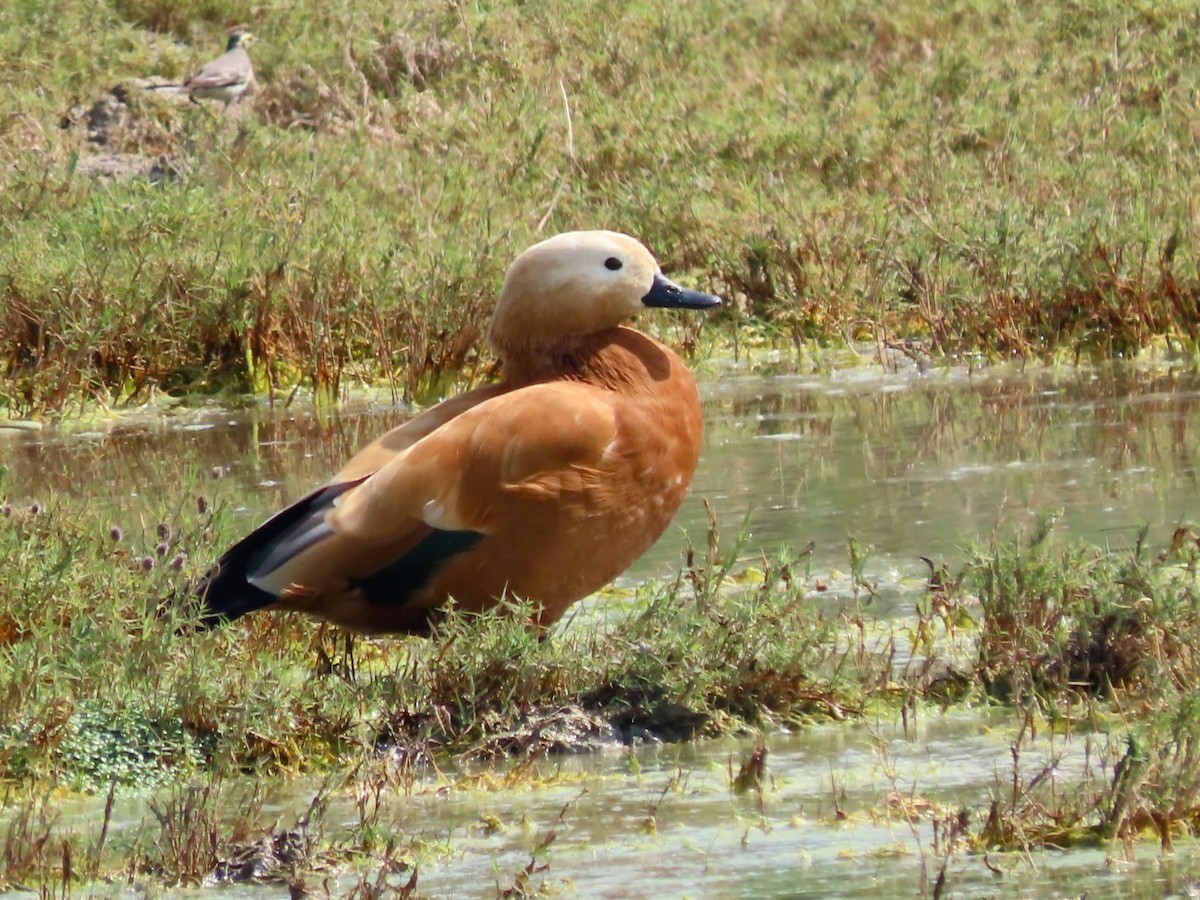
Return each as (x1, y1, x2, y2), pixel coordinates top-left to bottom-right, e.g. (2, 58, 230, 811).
(4, 0, 1200, 415)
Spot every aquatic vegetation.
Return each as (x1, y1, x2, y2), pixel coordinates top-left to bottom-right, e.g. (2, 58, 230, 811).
(3, 372, 1200, 890)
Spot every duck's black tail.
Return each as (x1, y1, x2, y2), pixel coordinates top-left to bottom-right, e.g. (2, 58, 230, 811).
(192, 482, 358, 628)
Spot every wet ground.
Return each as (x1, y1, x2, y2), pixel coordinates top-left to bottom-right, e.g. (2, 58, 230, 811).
(24, 711, 1200, 898)
(3, 358, 1200, 896)
(407, 712, 1200, 899)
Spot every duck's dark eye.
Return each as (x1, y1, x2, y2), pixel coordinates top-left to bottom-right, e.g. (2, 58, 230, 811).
(604, 256, 623, 271)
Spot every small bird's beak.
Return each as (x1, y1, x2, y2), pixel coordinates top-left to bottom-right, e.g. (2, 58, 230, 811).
(641, 273, 722, 310)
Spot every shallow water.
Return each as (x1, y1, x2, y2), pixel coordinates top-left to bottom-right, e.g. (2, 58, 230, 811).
(400, 712, 1198, 899)
(4, 359, 1200, 896)
(695, 361, 1200, 581)
(20, 711, 1200, 898)
(5, 361, 1199, 582)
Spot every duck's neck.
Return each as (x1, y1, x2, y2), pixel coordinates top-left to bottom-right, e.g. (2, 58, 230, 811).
(500, 326, 675, 393)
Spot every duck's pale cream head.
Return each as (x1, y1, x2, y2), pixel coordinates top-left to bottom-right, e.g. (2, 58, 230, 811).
(487, 231, 720, 357)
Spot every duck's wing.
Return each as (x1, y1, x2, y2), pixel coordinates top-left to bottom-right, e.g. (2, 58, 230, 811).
(329, 383, 508, 483)
(192, 478, 365, 624)
(329, 384, 618, 540)
(196, 383, 618, 630)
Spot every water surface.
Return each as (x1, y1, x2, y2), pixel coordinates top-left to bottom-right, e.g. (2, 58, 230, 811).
(24, 711, 1200, 899)
(5, 361, 1198, 580)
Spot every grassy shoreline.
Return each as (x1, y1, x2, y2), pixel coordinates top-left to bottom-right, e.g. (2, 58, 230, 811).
(5, 0, 1200, 416)
(3, 485, 1200, 888)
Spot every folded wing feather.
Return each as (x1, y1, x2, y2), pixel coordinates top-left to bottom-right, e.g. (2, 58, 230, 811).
(243, 383, 620, 604)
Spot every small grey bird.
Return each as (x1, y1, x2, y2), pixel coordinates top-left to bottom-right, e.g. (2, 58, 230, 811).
(181, 31, 258, 105)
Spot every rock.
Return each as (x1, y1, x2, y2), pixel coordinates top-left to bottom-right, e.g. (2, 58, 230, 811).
(73, 152, 179, 183)
(61, 78, 193, 146)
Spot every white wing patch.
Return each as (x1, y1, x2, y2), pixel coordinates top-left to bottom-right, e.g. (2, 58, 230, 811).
(422, 499, 448, 528)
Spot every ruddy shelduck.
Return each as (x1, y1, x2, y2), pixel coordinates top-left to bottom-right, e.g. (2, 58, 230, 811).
(197, 231, 721, 635)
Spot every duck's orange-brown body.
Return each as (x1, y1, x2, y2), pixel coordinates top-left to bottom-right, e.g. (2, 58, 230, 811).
(197, 231, 719, 635)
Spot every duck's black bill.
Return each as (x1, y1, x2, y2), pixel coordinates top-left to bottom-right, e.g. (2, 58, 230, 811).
(641, 273, 722, 310)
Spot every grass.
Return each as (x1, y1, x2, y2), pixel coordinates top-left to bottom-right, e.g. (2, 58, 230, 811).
(3, 0, 1200, 416)
(3, 463, 1200, 889)
(0, 490, 880, 789)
